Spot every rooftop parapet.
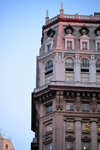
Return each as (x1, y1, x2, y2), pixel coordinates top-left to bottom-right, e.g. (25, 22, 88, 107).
(45, 3, 100, 25)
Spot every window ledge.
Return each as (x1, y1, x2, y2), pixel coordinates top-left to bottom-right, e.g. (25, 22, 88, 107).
(44, 131, 53, 136)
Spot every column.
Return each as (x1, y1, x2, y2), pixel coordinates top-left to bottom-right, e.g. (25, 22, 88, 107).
(74, 54, 80, 82)
(75, 119, 81, 150)
(91, 119, 97, 150)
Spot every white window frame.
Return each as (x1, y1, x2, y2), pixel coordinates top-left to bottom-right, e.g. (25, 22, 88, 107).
(80, 35, 90, 50)
(44, 37, 54, 53)
(64, 34, 75, 50)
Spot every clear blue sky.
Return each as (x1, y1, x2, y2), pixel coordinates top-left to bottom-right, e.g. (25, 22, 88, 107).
(0, 0, 100, 150)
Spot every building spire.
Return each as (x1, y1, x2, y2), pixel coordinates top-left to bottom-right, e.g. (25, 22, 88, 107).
(60, 2, 64, 18)
(45, 10, 49, 25)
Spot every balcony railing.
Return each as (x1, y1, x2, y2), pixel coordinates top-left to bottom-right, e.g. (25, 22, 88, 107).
(96, 64, 100, 68)
(45, 64, 53, 70)
(82, 48, 87, 50)
(65, 63, 74, 67)
(67, 47, 72, 50)
(80, 63, 89, 67)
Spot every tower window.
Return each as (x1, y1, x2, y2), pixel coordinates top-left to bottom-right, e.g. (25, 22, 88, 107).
(81, 73, 90, 82)
(47, 44, 51, 52)
(45, 60, 53, 84)
(98, 123, 100, 132)
(82, 122, 90, 132)
(81, 59, 89, 67)
(46, 124, 52, 132)
(66, 103, 73, 111)
(46, 105, 52, 114)
(97, 43, 100, 51)
(83, 142, 90, 150)
(82, 104, 89, 112)
(99, 143, 100, 150)
(6, 145, 8, 149)
(98, 104, 100, 112)
(65, 72, 74, 82)
(96, 59, 100, 68)
(82, 42, 87, 50)
(67, 141, 73, 150)
(67, 41, 72, 50)
(46, 143, 52, 150)
(66, 122, 73, 131)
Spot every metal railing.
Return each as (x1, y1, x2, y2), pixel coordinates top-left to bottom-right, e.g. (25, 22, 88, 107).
(65, 63, 74, 67)
(96, 64, 100, 68)
(80, 63, 89, 67)
(67, 47, 72, 50)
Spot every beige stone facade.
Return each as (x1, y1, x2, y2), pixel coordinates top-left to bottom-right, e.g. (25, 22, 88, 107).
(0, 133, 15, 150)
(31, 3, 100, 150)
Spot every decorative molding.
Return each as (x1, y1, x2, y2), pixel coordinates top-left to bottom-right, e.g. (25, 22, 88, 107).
(81, 134, 91, 142)
(65, 133, 75, 141)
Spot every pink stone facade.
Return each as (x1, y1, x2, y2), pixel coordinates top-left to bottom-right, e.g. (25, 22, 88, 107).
(31, 3, 100, 150)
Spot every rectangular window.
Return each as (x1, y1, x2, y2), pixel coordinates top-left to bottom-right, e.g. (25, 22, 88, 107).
(65, 72, 74, 82)
(83, 142, 90, 150)
(82, 123, 90, 132)
(46, 105, 52, 114)
(66, 103, 73, 111)
(98, 123, 100, 133)
(6, 145, 8, 149)
(82, 104, 89, 112)
(67, 41, 72, 50)
(46, 124, 52, 132)
(46, 143, 52, 150)
(96, 74, 100, 83)
(66, 122, 73, 131)
(45, 73, 53, 84)
(67, 141, 73, 150)
(80, 73, 90, 82)
(98, 104, 100, 112)
(47, 44, 51, 52)
(82, 42, 87, 50)
(99, 143, 100, 150)
(97, 43, 100, 51)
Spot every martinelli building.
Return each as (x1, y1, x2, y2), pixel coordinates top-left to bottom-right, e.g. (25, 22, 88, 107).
(31, 3, 100, 150)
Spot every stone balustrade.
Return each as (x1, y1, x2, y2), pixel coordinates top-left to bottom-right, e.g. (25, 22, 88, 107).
(46, 13, 100, 25)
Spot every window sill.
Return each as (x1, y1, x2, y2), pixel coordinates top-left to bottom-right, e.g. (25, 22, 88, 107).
(66, 130, 74, 133)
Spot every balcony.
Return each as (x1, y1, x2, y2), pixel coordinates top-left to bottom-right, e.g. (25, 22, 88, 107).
(67, 47, 72, 50)
(65, 63, 74, 67)
(96, 64, 100, 68)
(80, 63, 89, 67)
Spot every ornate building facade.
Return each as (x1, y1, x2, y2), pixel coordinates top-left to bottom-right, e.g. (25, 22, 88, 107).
(31, 3, 100, 150)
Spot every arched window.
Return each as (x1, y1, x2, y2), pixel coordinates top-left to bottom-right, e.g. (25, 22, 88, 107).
(96, 59, 100, 68)
(45, 60, 53, 84)
(96, 59, 100, 83)
(65, 58, 74, 67)
(45, 61, 53, 70)
(80, 58, 90, 83)
(65, 58, 74, 82)
(81, 58, 89, 67)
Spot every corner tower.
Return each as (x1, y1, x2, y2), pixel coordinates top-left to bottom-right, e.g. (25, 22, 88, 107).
(31, 3, 100, 150)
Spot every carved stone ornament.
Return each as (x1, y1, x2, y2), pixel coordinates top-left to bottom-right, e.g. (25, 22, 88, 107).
(81, 134, 91, 142)
(92, 106, 96, 112)
(97, 135, 100, 142)
(76, 105, 80, 111)
(65, 134, 75, 141)
(60, 105, 63, 110)
(43, 136, 52, 145)
(56, 105, 59, 110)
(77, 92, 80, 97)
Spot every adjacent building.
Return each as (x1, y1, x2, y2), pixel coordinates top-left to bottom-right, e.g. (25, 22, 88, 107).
(31, 3, 100, 150)
(0, 133, 15, 150)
